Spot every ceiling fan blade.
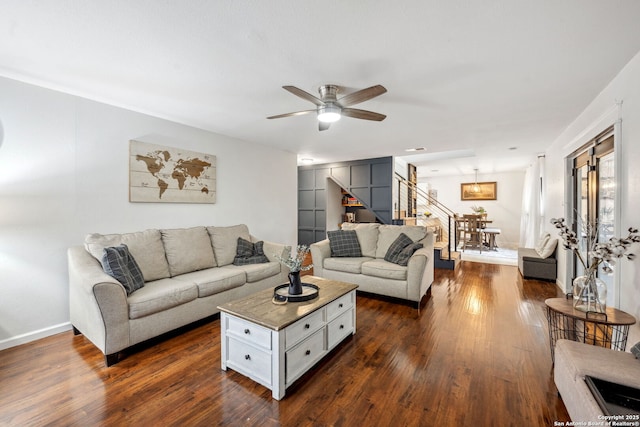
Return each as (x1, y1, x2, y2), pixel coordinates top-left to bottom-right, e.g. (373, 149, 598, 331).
(337, 85, 387, 107)
(267, 109, 316, 119)
(283, 86, 325, 107)
(319, 121, 330, 131)
(341, 108, 386, 121)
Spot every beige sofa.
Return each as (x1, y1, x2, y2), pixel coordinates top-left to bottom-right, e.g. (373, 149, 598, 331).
(310, 223, 434, 309)
(554, 339, 640, 421)
(68, 224, 288, 366)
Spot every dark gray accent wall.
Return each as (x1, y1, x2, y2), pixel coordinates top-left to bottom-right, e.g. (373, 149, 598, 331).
(298, 157, 393, 245)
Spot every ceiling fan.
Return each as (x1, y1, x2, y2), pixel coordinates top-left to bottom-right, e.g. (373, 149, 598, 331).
(267, 84, 387, 131)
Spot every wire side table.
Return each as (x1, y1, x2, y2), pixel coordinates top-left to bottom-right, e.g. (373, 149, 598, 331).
(545, 298, 636, 361)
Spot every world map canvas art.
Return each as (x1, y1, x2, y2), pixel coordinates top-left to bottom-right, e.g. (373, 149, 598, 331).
(129, 140, 216, 204)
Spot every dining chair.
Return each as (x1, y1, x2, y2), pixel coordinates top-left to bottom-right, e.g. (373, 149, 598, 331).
(462, 214, 484, 252)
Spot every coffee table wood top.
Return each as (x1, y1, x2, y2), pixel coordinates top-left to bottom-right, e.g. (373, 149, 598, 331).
(218, 276, 358, 331)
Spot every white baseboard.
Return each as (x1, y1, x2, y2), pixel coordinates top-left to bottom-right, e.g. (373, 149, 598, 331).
(0, 322, 72, 351)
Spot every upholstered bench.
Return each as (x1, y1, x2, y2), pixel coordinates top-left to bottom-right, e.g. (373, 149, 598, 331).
(518, 233, 558, 281)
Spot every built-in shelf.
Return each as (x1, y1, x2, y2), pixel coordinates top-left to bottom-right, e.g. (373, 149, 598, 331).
(341, 190, 363, 207)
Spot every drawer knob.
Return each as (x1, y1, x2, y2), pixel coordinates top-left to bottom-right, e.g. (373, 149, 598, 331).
(245, 354, 251, 360)
(339, 303, 343, 308)
(339, 324, 344, 329)
(305, 349, 311, 356)
(304, 323, 310, 329)
(244, 329, 250, 334)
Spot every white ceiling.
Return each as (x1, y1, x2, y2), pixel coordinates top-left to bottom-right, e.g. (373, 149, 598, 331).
(2, 1, 640, 178)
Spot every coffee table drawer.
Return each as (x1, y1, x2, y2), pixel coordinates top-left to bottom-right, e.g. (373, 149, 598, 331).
(326, 292, 353, 320)
(227, 337, 272, 387)
(328, 309, 354, 349)
(285, 309, 324, 348)
(286, 328, 326, 384)
(227, 316, 271, 350)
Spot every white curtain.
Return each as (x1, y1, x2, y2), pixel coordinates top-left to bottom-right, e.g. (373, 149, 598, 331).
(520, 156, 544, 247)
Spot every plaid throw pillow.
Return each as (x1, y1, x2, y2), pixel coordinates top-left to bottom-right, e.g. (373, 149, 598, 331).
(396, 242, 423, 266)
(631, 341, 640, 359)
(101, 244, 145, 295)
(233, 237, 270, 265)
(327, 230, 362, 257)
(384, 233, 422, 266)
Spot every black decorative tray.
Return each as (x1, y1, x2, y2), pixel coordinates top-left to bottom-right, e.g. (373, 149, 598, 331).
(273, 283, 319, 302)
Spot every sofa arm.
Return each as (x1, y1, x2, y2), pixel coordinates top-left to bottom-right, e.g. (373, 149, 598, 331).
(406, 247, 434, 302)
(310, 239, 331, 277)
(68, 246, 130, 355)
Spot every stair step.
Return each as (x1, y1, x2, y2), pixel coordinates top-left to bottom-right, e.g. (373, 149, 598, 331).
(433, 246, 460, 270)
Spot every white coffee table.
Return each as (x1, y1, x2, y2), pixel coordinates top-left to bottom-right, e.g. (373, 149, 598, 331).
(218, 276, 357, 400)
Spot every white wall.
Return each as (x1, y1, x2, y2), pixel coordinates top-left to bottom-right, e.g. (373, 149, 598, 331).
(544, 50, 640, 341)
(0, 76, 298, 349)
(418, 170, 526, 249)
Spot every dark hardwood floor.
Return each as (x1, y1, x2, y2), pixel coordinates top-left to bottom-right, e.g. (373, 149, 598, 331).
(0, 262, 570, 426)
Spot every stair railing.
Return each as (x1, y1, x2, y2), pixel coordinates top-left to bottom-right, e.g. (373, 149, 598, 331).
(393, 173, 458, 260)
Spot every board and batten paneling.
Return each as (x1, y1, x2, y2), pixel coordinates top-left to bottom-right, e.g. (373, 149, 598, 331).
(298, 157, 393, 245)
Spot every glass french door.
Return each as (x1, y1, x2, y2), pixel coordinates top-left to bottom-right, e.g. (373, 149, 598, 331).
(572, 129, 614, 287)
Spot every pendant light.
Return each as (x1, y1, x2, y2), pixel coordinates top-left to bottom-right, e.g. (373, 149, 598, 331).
(472, 169, 480, 193)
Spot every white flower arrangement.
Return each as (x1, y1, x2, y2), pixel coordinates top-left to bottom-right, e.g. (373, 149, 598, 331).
(274, 245, 313, 273)
(551, 217, 639, 275)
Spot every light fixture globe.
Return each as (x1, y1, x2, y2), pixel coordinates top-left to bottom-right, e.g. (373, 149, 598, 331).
(317, 104, 341, 123)
(472, 168, 481, 193)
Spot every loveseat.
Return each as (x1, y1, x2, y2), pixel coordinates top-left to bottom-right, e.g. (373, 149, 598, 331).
(310, 223, 434, 309)
(554, 339, 640, 421)
(518, 233, 558, 281)
(68, 224, 289, 366)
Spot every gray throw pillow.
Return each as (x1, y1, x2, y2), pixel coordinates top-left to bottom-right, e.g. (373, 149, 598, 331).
(101, 244, 145, 295)
(396, 242, 423, 266)
(233, 237, 269, 265)
(327, 230, 362, 257)
(384, 233, 422, 266)
(631, 341, 640, 359)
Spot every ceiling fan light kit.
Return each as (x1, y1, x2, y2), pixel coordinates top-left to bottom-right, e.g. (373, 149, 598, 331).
(317, 105, 341, 123)
(268, 84, 387, 131)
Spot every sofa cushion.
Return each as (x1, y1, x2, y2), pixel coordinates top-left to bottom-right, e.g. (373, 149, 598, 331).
(127, 278, 198, 319)
(173, 268, 246, 298)
(361, 259, 408, 280)
(101, 244, 145, 295)
(376, 225, 427, 259)
(224, 262, 281, 282)
(341, 223, 380, 257)
(161, 227, 217, 276)
(208, 224, 251, 266)
(328, 230, 362, 257)
(324, 257, 373, 274)
(536, 238, 558, 259)
(233, 238, 269, 265)
(85, 229, 171, 281)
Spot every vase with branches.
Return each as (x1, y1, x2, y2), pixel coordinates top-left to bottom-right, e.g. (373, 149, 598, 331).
(551, 217, 639, 312)
(274, 245, 313, 295)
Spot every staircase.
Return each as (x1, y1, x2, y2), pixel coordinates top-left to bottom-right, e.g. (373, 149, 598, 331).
(393, 173, 460, 270)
